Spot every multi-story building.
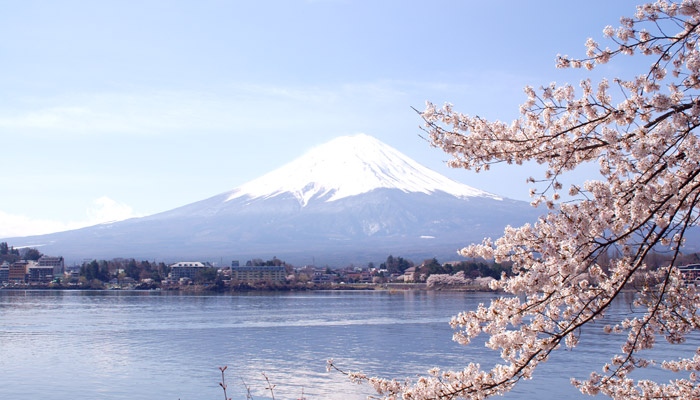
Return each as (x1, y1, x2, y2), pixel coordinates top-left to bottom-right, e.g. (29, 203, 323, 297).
(28, 265, 54, 283)
(169, 262, 209, 280)
(38, 256, 65, 276)
(231, 265, 285, 283)
(0, 262, 9, 283)
(8, 261, 29, 283)
(678, 264, 700, 283)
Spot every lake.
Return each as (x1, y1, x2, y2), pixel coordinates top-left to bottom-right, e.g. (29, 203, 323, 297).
(0, 290, 695, 399)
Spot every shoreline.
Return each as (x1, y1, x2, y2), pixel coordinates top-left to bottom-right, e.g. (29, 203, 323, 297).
(0, 282, 495, 293)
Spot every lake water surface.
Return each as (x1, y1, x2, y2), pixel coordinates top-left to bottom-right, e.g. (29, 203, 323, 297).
(0, 290, 695, 399)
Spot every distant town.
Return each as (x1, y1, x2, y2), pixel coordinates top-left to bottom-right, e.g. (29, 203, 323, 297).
(0, 241, 510, 291)
(4, 241, 700, 291)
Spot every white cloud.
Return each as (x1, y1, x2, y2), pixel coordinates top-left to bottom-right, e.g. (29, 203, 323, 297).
(0, 196, 139, 238)
(0, 211, 81, 238)
(86, 196, 138, 223)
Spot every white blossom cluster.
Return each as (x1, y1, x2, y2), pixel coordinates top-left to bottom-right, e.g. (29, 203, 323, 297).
(339, 1, 700, 399)
(426, 272, 495, 288)
(426, 271, 469, 287)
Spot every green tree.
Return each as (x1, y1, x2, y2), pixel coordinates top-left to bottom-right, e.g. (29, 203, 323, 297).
(125, 259, 139, 280)
(380, 255, 414, 274)
(81, 260, 99, 281)
(98, 262, 110, 282)
(421, 258, 444, 275)
(23, 248, 42, 261)
(195, 267, 218, 283)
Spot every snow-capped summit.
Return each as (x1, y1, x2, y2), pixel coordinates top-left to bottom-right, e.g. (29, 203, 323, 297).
(5, 133, 541, 265)
(226, 133, 500, 206)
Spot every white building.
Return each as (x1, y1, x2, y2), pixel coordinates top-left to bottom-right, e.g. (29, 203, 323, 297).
(169, 262, 209, 280)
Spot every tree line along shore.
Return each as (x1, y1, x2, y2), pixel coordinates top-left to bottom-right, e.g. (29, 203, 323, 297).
(2, 241, 698, 292)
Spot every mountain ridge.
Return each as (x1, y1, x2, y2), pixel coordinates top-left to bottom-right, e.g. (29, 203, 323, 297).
(4, 134, 542, 265)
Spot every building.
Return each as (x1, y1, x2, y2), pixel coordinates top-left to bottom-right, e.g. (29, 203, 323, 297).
(678, 264, 700, 283)
(0, 262, 9, 283)
(28, 265, 54, 283)
(38, 256, 65, 276)
(231, 265, 285, 283)
(169, 262, 209, 280)
(8, 261, 29, 283)
(65, 264, 81, 278)
(403, 266, 418, 283)
(344, 271, 371, 283)
(312, 269, 338, 284)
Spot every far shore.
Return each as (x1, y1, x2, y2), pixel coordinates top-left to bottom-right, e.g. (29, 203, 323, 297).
(0, 282, 496, 293)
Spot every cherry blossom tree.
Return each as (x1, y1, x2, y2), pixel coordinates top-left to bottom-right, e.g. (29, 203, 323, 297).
(426, 271, 469, 288)
(330, 1, 700, 398)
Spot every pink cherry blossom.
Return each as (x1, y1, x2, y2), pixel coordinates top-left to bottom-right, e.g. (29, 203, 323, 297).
(332, 1, 700, 399)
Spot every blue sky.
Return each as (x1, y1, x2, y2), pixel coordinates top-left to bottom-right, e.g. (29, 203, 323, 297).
(0, 0, 642, 237)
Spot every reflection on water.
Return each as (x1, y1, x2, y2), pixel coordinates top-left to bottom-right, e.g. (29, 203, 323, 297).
(0, 290, 696, 399)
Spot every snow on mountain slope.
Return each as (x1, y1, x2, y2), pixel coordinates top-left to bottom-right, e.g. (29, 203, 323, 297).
(226, 133, 501, 206)
(4, 134, 540, 264)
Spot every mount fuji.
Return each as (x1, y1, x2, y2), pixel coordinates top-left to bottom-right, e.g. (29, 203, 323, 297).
(6, 134, 543, 265)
